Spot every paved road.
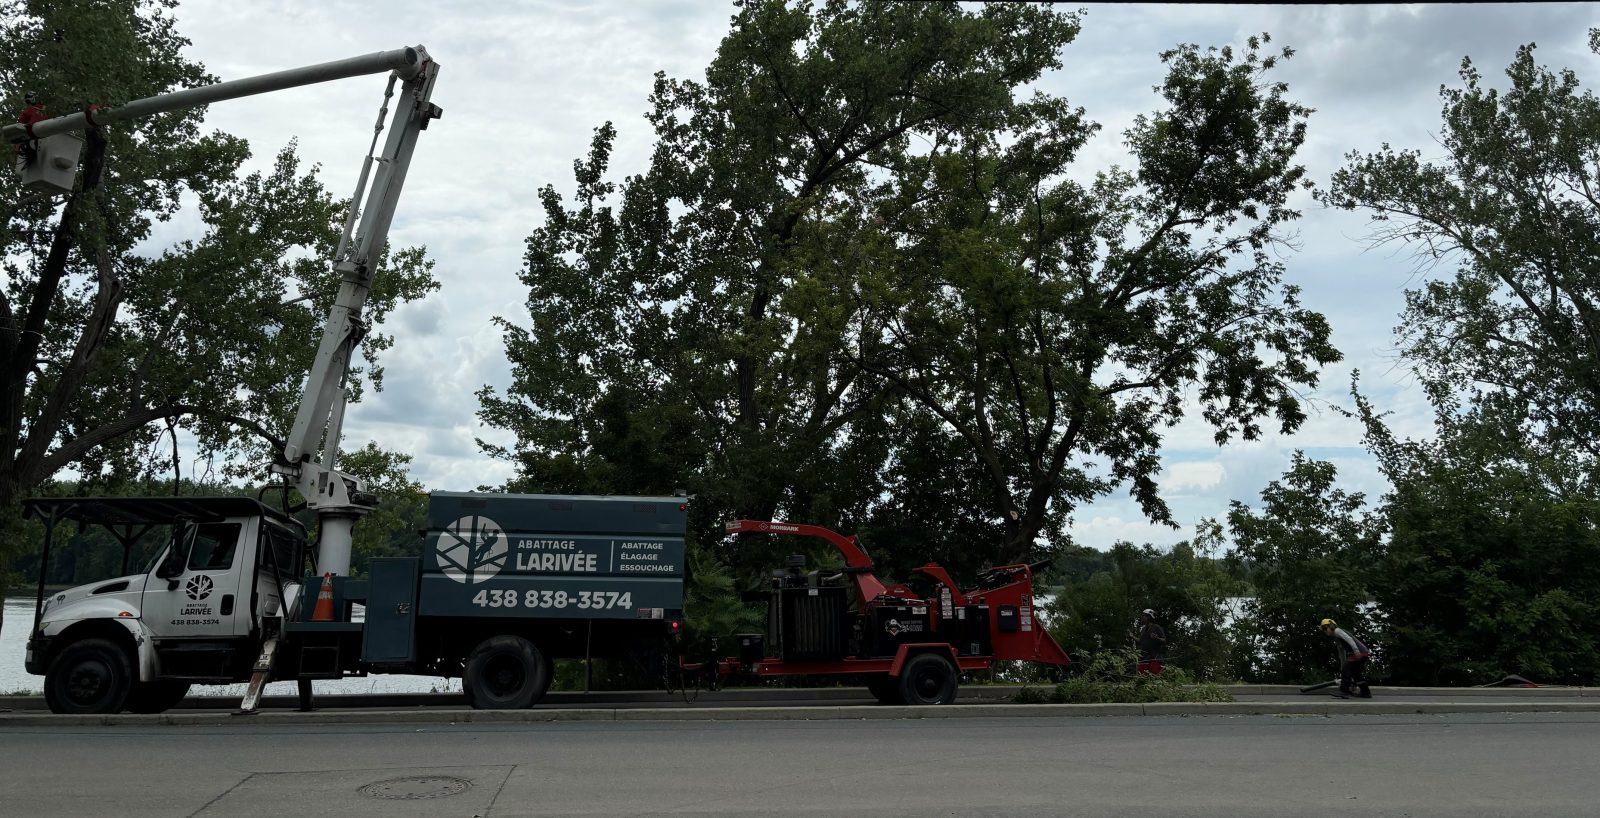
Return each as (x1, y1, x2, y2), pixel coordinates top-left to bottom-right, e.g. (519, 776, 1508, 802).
(4, 712, 1596, 817)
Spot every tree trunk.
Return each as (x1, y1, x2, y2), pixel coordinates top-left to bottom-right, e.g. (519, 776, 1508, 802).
(1000, 520, 1031, 567)
(0, 473, 21, 641)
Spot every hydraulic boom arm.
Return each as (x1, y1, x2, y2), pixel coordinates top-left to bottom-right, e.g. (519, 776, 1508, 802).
(3, 48, 426, 145)
(10, 46, 442, 577)
(268, 50, 441, 577)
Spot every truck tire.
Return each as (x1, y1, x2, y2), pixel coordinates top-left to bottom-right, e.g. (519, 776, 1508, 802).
(44, 638, 134, 715)
(463, 635, 551, 709)
(897, 653, 958, 706)
(866, 673, 903, 705)
(126, 680, 191, 714)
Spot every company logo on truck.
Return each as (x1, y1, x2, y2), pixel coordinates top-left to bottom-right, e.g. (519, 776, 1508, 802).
(436, 515, 508, 585)
(185, 575, 214, 601)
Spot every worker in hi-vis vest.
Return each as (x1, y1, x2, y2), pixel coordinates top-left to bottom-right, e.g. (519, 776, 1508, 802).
(1320, 618, 1372, 698)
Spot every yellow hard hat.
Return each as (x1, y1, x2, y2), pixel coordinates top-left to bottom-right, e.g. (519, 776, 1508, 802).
(1320, 618, 1336, 628)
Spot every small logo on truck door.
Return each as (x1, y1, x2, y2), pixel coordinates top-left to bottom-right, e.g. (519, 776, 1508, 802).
(185, 575, 214, 601)
(436, 515, 508, 585)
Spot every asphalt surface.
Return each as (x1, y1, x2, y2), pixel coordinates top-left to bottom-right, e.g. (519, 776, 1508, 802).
(4, 712, 1597, 817)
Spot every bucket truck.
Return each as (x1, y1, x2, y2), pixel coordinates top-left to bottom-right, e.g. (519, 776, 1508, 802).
(15, 48, 690, 716)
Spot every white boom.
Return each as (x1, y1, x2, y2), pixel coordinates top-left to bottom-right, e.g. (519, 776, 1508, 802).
(10, 46, 442, 577)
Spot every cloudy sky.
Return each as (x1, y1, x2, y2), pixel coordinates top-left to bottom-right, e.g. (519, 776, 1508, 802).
(141, 2, 1595, 550)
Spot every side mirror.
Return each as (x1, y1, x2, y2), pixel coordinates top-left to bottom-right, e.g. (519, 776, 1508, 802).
(155, 520, 196, 581)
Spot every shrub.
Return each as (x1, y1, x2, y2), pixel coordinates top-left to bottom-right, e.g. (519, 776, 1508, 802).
(1011, 649, 1234, 704)
(1012, 685, 1055, 704)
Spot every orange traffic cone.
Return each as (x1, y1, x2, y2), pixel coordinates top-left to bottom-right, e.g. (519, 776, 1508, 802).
(311, 572, 335, 622)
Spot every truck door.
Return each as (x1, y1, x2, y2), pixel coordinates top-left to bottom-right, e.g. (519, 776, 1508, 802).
(254, 521, 303, 622)
(140, 518, 254, 640)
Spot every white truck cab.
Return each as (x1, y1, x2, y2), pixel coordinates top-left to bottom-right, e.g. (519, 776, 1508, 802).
(24, 497, 307, 713)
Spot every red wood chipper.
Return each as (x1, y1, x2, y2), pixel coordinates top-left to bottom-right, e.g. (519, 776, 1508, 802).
(685, 519, 1071, 705)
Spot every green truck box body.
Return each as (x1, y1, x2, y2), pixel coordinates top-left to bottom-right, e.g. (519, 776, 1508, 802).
(417, 491, 686, 619)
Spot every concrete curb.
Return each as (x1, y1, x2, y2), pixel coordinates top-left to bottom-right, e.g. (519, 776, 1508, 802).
(4, 699, 1599, 728)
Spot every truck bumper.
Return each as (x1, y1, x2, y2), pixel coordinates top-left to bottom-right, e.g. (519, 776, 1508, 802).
(24, 634, 51, 675)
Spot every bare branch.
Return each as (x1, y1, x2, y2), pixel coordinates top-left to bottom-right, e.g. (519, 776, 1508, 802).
(33, 403, 286, 482)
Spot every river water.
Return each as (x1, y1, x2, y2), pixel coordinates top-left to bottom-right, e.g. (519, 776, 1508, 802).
(1, 596, 460, 697)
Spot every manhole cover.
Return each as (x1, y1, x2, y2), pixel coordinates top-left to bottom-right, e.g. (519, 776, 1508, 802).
(359, 775, 473, 800)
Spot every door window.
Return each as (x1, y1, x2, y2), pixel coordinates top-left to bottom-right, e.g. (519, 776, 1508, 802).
(261, 523, 303, 580)
(185, 523, 242, 571)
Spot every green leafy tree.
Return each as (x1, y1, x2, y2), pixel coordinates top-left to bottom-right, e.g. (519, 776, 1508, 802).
(847, 406, 1017, 581)
(483, 2, 1338, 584)
(1227, 452, 1380, 684)
(1046, 521, 1241, 680)
(1354, 393, 1600, 685)
(478, 0, 1084, 580)
(857, 33, 1337, 564)
(335, 442, 427, 576)
(1324, 30, 1600, 478)
(680, 547, 763, 658)
(4, 0, 224, 569)
(1324, 27, 1600, 687)
(0, 1, 438, 634)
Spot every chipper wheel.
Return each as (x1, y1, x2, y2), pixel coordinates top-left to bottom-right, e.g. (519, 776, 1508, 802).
(897, 653, 959, 706)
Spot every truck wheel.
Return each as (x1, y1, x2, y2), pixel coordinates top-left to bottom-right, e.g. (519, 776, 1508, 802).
(463, 635, 551, 709)
(897, 653, 958, 706)
(44, 638, 133, 714)
(126, 681, 191, 714)
(866, 673, 903, 705)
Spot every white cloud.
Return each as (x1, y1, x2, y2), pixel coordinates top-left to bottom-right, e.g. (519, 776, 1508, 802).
(1161, 461, 1225, 495)
(1069, 513, 1184, 551)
